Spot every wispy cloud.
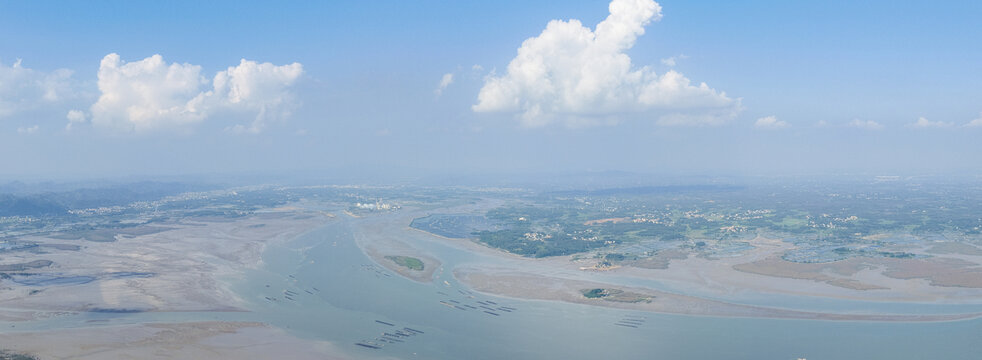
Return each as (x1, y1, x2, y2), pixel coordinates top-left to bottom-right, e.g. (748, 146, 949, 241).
(65, 109, 87, 131)
(435, 73, 454, 97)
(660, 54, 688, 67)
(964, 112, 982, 127)
(848, 119, 883, 130)
(16, 125, 39, 134)
(907, 116, 952, 129)
(754, 115, 789, 129)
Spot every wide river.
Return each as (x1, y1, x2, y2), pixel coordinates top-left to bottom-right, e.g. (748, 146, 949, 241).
(237, 214, 982, 359)
(13, 213, 982, 359)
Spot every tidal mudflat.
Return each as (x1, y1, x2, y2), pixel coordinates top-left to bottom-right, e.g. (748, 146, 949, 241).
(3, 197, 982, 359)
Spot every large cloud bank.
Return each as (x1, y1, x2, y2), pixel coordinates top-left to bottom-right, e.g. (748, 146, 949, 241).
(88, 54, 302, 133)
(473, 0, 739, 127)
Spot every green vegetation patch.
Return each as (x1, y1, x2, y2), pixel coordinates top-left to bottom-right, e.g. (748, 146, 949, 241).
(582, 288, 608, 298)
(385, 255, 424, 271)
(581, 288, 653, 303)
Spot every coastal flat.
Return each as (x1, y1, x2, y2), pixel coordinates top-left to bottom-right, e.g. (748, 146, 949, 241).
(0, 211, 329, 317)
(0, 208, 337, 358)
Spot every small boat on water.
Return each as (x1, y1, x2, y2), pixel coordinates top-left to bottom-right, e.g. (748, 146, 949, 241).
(375, 320, 395, 326)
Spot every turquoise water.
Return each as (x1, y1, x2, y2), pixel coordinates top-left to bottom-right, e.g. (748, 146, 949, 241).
(7, 215, 982, 359)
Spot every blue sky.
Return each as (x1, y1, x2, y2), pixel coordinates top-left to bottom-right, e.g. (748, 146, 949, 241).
(1, 0, 980, 179)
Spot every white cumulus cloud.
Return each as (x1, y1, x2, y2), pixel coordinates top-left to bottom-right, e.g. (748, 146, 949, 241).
(907, 116, 952, 129)
(214, 59, 304, 134)
(89, 53, 302, 133)
(0, 59, 77, 118)
(435, 73, 454, 97)
(660, 54, 688, 67)
(848, 119, 884, 130)
(473, 0, 739, 127)
(90, 54, 208, 131)
(754, 115, 789, 129)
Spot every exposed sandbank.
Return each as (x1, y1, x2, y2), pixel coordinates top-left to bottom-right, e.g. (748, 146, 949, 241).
(455, 268, 982, 322)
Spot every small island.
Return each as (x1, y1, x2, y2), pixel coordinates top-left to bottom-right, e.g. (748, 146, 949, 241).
(581, 288, 653, 303)
(385, 255, 425, 271)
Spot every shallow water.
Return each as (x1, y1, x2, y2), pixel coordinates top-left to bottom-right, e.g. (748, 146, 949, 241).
(7, 214, 982, 359)
(233, 216, 982, 359)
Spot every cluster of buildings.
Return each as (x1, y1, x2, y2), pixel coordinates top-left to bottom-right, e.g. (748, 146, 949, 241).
(354, 199, 397, 211)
